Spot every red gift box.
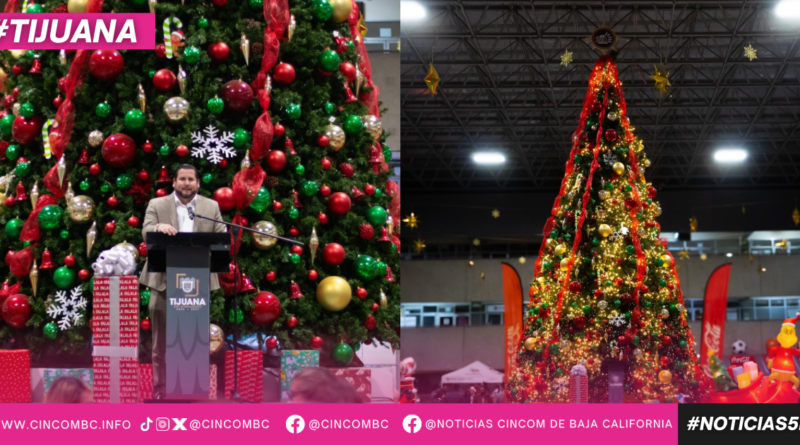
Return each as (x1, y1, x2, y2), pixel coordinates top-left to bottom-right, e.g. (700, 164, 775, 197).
(225, 350, 262, 403)
(328, 368, 371, 403)
(139, 363, 217, 401)
(92, 276, 139, 403)
(0, 350, 31, 403)
(569, 363, 588, 403)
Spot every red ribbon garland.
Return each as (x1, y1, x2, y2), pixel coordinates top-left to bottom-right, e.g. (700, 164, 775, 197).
(20, 195, 58, 242)
(8, 244, 35, 279)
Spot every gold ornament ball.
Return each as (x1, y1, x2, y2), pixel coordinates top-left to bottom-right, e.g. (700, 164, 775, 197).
(68, 0, 88, 13)
(164, 96, 190, 122)
(88, 130, 104, 147)
(655, 206, 663, 217)
(536, 276, 546, 285)
(598, 224, 613, 237)
(661, 254, 673, 268)
(658, 370, 673, 384)
(324, 124, 345, 151)
(524, 337, 536, 351)
(598, 190, 608, 200)
(545, 238, 556, 249)
(644, 158, 652, 168)
(68, 195, 96, 222)
(114, 241, 139, 261)
(612, 162, 625, 175)
(210, 324, 224, 354)
(361, 115, 382, 141)
(316, 276, 352, 311)
(251, 220, 278, 249)
(0, 193, 5, 216)
(328, 0, 353, 22)
(0, 68, 6, 94)
(9, 50, 27, 59)
(607, 111, 618, 121)
(560, 258, 570, 271)
(554, 244, 567, 256)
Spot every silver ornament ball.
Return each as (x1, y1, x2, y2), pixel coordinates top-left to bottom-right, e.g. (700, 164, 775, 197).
(164, 97, 190, 122)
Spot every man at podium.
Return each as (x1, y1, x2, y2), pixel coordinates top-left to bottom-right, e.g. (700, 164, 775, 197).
(139, 164, 226, 399)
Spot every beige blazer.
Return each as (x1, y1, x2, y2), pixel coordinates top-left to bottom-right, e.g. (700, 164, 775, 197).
(139, 193, 226, 292)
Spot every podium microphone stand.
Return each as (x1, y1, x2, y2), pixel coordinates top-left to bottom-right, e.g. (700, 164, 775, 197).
(188, 208, 302, 402)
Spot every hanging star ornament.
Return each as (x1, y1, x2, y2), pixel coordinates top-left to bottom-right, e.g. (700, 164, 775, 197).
(560, 50, 573, 67)
(650, 64, 672, 96)
(357, 12, 368, 39)
(492, 209, 500, 218)
(519, 257, 527, 264)
(473, 238, 481, 247)
(679, 250, 690, 260)
(793, 207, 799, 226)
(689, 217, 698, 232)
(424, 63, 440, 95)
(744, 44, 757, 61)
(413, 239, 426, 253)
(403, 213, 419, 229)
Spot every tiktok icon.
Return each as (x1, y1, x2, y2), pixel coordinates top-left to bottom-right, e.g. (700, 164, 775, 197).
(141, 417, 153, 431)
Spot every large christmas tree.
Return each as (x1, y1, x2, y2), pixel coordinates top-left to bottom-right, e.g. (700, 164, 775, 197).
(508, 55, 710, 403)
(0, 0, 400, 365)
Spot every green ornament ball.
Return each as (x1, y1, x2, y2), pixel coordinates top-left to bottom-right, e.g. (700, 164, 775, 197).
(183, 46, 201, 63)
(383, 147, 392, 162)
(53, 266, 76, 289)
(202, 173, 213, 184)
(124, 109, 146, 131)
(249, 0, 263, 7)
(286, 103, 301, 120)
(79, 180, 90, 191)
(15, 162, 31, 177)
(95, 102, 111, 118)
(301, 181, 319, 197)
(290, 253, 301, 264)
(331, 343, 354, 366)
(6, 144, 20, 161)
(248, 187, 271, 213)
(207, 97, 225, 115)
(140, 288, 151, 306)
(310, 0, 333, 20)
(116, 173, 134, 190)
(19, 103, 35, 119)
(44, 322, 58, 339)
(148, 69, 156, 78)
(38, 205, 63, 229)
(197, 17, 209, 28)
(22, 241, 32, 248)
(549, 343, 560, 355)
(288, 208, 299, 219)
(100, 183, 110, 193)
(366, 206, 387, 226)
(324, 102, 335, 114)
(375, 261, 387, 278)
(26, 3, 43, 12)
(130, 0, 147, 5)
(60, 229, 70, 239)
(5, 218, 24, 238)
(25, 50, 34, 59)
(228, 308, 244, 324)
(354, 255, 379, 281)
(159, 144, 171, 156)
(233, 128, 250, 148)
(0, 115, 14, 135)
(295, 164, 305, 175)
(318, 49, 341, 73)
(343, 114, 363, 134)
(374, 188, 382, 199)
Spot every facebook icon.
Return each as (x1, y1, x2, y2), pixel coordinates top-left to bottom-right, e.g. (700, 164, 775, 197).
(403, 415, 422, 433)
(286, 415, 305, 434)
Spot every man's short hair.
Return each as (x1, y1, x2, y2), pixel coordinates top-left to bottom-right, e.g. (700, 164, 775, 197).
(174, 164, 198, 179)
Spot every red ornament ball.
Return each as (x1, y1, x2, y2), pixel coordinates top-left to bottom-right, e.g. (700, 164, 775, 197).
(214, 187, 236, 211)
(105, 221, 116, 234)
(211, 0, 226, 6)
(219, 159, 228, 168)
(624, 197, 637, 210)
(328, 192, 351, 215)
(604, 128, 617, 141)
(308, 270, 318, 281)
(356, 288, 367, 299)
(321, 157, 332, 171)
(107, 196, 118, 207)
(12, 115, 43, 145)
(11, 66, 22, 75)
(1, 294, 31, 329)
(141, 319, 151, 331)
(273, 123, 285, 136)
(142, 141, 153, 153)
(2, 95, 15, 109)
(138, 170, 150, 182)
(64, 254, 76, 267)
(52, 96, 63, 108)
(266, 271, 277, 282)
(11, 88, 18, 98)
(272, 202, 283, 212)
(371, 303, 379, 312)
(287, 316, 298, 328)
(101, 133, 137, 167)
(318, 213, 328, 224)
(89, 50, 124, 81)
(290, 245, 303, 256)
(365, 184, 375, 196)
(5, 197, 14, 207)
(250, 291, 281, 325)
(138, 242, 147, 257)
(155, 44, 166, 59)
(647, 187, 657, 199)
(660, 356, 670, 367)
(322, 243, 345, 266)
(569, 281, 582, 294)
(319, 185, 331, 197)
(359, 223, 374, 240)
(266, 337, 278, 350)
(273, 63, 296, 86)
(176, 145, 189, 157)
(317, 136, 330, 147)
(311, 336, 323, 349)
(220, 80, 254, 114)
(289, 227, 300, 237)
(339, 62, 357, 82)
(590, 102, 603, 113)
(156, 189, 168, 197)
(365, 315, 377, 330)
(266, 150, 287, 173)
(127, 216, 140, 227)
(57, 77, 67, 93)
(89, 164, 101, 175)
(78, 269, 91, 281)
(338, 163, 354, 178)
(153, 69, 176, 92)
(208, 42, 230, 63)
(594, 289, 603, 299)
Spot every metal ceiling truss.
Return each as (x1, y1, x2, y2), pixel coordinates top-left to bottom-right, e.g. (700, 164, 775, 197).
(401, 0, 800, 193)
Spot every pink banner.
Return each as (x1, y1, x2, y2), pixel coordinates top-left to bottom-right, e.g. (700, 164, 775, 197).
(0, 14, 155, 50)
(0, 403, 678, 443)
(700, 264, 732, 369)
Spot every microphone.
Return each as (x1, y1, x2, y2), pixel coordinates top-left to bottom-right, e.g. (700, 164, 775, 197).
(187, 207, 195, 220)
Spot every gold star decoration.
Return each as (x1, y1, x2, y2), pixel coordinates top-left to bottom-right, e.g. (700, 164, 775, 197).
(793, 207, 800, 226)
(519, 257, 527, 264)
(413, 239, 426, 253)
(689, 217, 698, 232)
(560, 50, 573, 67)
(650, 64, 672, 96)
(744, 44, 757, 61)
(397, 40, 401, 52)
(473, 238, 481, 246)
(491, 209, 500, 218)
(403, 213, 419, 229)
(424, 63, 440, 95)
(357, 12, 368, 39)
(679, 250, 689, 260)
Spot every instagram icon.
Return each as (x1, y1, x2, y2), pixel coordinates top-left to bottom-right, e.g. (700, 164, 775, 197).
(156, 418, 171, 431)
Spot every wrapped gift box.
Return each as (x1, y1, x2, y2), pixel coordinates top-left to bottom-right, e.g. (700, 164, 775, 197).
(328, 368, 372, 403)
(569, 363, 588, 403)
(43, 369, 93, 400)
(225, 350, 263, 403)
(140, 363, 217, 401)
(92, 276, 139, 403)
(0, 350, 31, 403)
(280, 350, 319, 402)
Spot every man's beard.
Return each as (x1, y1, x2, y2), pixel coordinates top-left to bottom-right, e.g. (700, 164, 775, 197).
(177, 188, 197, 200)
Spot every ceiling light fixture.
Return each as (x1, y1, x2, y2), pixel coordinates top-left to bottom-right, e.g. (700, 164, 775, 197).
(401, 2, 427, 22)
(472, 152, 506, 165)
(713, 148, 747, 163)
(776, 1, 800, 18)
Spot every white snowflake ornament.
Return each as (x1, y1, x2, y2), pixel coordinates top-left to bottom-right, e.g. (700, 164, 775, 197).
(609, 312, 626, 327)
(46, 287, 87, 331)
(191, 125, 236, 164)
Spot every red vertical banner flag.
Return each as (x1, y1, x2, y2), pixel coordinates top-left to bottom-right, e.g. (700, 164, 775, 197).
(502, 263, 523, 398)
(700, 264, 732, 369)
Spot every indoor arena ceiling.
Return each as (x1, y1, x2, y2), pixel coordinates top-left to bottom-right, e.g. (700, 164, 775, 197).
(401, 0, 800, 193)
